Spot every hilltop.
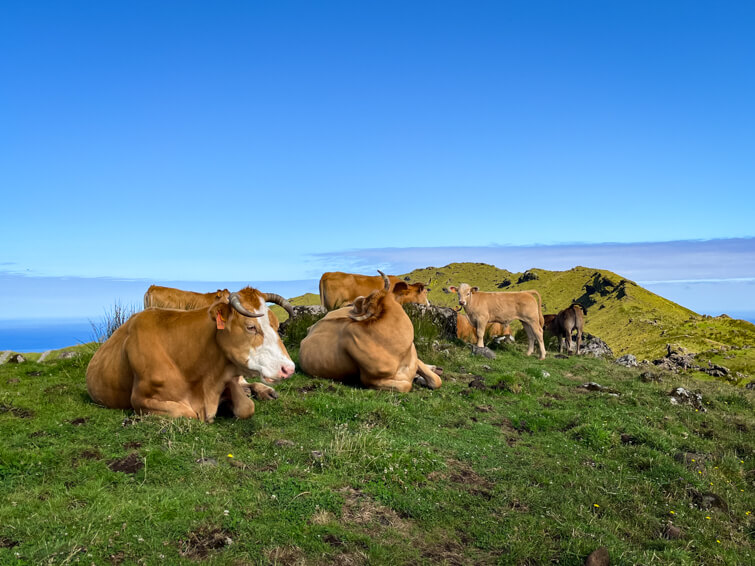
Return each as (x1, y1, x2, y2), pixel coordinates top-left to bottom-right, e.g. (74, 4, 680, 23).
(293, 263, 755, 381)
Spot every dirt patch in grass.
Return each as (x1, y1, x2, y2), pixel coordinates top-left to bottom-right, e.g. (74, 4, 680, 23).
(446, 459, 495, 499)
(329, 550, 369, 566)
(339, 487, 406, 529)
(0, 403, 35, 418)
(264, 545, 306, 565)
(69, 417, 89, 426)
(0, 537, 20, 548)
(420, 539, 466, 566)
(179, 526, 233, 560)
(107, 452, 143, 474)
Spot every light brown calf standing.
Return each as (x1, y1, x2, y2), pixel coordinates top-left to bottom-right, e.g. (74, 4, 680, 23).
(449, 283, 546, 360)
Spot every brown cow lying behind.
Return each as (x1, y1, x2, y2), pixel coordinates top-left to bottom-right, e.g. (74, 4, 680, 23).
(455, 307, 513, 344)
(144, 285, 230, 310)
(300, 272, 442, 392)
(544, 304, 584, 355)
(449, 284, 546, 359)
(319, 271, 430, 310)
(86, 287, 296, 422)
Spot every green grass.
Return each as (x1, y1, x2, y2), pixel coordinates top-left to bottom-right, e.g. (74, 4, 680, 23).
(1, 337, 753, 565)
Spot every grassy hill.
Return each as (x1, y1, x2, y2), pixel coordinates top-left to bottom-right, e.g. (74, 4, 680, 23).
(387, 263, 753, 381)
(1, 336, 753, 565)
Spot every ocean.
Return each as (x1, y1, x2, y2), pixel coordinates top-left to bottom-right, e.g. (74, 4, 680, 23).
(0, 319, 97, 352)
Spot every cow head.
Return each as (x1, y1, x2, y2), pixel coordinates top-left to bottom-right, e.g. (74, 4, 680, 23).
(349, 271, 394, 322)
(392, 281, 430, 305)
(210, 287, 295, 383)
(448, 283, 478, 307)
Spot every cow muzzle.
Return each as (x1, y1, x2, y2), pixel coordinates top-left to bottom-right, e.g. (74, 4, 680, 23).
(258, 363, 295, 384)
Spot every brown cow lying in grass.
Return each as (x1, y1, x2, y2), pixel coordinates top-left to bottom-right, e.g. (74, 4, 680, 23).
(319, 271, 430, 310)
(87, 288, 296, 421)
(300, 272, 442, 392)
(449, 284, 545, 359)
(455, 307, 513, 344)
(544, 304, 585, 355)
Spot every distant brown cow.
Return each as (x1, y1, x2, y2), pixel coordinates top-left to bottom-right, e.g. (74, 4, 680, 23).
(449, 284, 545, 359)
(319, 271, 430, 310)
(455, 307, 512, 344)
(144, 285, 230, 310)
(544, 305, 584, 355)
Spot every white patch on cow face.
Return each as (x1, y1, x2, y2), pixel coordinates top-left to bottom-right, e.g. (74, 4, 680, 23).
(245, 304, 295, 383)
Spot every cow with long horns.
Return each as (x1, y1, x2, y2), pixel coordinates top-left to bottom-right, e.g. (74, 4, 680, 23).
(300, 271, 442, 392)
(86, 287, 296, 422)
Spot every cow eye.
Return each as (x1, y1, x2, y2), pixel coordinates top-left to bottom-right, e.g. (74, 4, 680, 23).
(246, 325, 258, 333)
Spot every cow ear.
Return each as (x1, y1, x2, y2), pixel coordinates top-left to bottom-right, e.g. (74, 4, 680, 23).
(209, 302, 231, 329)
(412, 283, 425, 291)
(351, 296, 366, 315)
(392, 281, 409, 293)
(471, 286, 479, 293)
(448, 286, 457, 293)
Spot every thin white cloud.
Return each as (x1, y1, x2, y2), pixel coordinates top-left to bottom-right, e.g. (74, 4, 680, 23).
(308, 238, 755, 282)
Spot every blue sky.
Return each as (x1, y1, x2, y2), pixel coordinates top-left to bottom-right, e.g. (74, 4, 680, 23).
(1, 1, 754, 323)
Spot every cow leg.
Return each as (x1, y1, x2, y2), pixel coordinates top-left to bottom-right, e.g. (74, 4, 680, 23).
(415, 359, 442, 390)
(523, 321, 547, 360)
(558, 336, 565, 354)
(226, 379, 256, 419)
(132, 395, 200, 420)
(575, 328, 582, 355)
(360, 374, 414, 393)
(523, 323, 536, 356)
(564, 331, 573, 355)
(473, 317, 489, 348)
(246, 382, 279, 401)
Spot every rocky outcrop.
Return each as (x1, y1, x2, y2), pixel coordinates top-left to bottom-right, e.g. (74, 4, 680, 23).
(669, 387, 706, 411)
(652, 344, 730, 378)
(579, 334, 613, 358)
(403, 303, 458, 342)
(615, 354, 638, 367)
(517, 271, 539, 284)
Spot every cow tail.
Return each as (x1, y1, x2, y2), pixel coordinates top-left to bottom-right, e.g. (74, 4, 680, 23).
(534, 290, 544, 327)
(319, 277, 326, 308)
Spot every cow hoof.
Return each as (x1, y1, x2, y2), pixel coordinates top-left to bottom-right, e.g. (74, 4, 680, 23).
(431, 365, 444, 376)
(413, 375, 428, 387)
(259, 388, 279, 401)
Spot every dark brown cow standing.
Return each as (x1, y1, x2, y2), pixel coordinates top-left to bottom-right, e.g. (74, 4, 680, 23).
(545, 304, 585, 355)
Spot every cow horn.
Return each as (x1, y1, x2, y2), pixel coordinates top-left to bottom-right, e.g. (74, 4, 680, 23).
(264, 293, 295, 319)
(377, 270, 390, 291)
(229, 293, 264, 318)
